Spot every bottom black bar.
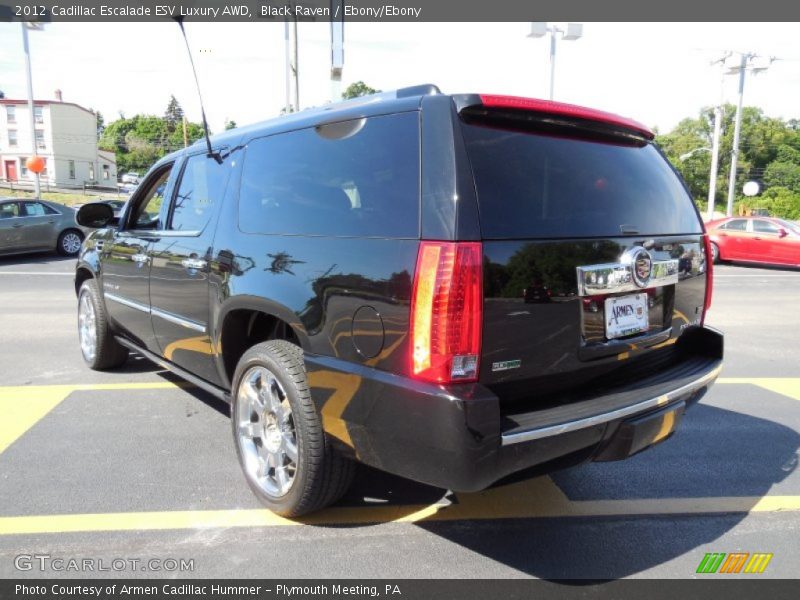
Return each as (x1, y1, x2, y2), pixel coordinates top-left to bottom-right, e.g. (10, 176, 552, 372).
(1, 580, 799, 600)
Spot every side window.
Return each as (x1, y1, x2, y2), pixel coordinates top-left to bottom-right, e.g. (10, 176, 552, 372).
(238, 112, 420, 238)
(721, 219, 748, 231)
(753, 219, 779, 234)
(0, 202, 20, 219)
(169, 154, 228, 232)
(127, 167, 172, 230)
(22, 202, 55, 217)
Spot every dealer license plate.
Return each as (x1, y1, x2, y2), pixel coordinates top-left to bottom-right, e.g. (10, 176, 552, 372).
(605, 293, 649, 339)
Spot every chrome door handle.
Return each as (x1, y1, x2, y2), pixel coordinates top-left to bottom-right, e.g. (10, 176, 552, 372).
(132, 253, 150, 264)
(11, 224, 23, 228)
(181, 258, 207, 270)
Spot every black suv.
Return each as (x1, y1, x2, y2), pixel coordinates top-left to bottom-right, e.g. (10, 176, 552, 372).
(75, 85, 722, 516)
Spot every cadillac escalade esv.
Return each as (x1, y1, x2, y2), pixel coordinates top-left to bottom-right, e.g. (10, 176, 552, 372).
(74, 85, 723, 516)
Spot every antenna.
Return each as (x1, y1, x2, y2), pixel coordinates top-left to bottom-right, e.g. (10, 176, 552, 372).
(174, 17, 221, 163)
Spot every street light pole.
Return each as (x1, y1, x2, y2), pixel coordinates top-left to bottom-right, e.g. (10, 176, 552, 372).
(725, 53, 749, 218)
(528, 23, 582, 101)
(707, 105, 723, 221)
(548, 30, 557, 101)
(21, 22, 40, 199)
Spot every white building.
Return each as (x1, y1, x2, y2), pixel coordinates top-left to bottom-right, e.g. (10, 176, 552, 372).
(0, 92, 117, 189)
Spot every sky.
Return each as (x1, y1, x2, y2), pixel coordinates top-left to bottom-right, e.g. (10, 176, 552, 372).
(1, 21, 799, 134)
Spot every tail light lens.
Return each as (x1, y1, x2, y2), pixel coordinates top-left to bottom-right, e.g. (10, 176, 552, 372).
(410, 241, 483, 383)
(702, 233, 714, 325)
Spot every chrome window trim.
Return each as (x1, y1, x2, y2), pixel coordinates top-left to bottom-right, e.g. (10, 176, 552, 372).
(501, 363, 722, 446)
(105, 293, 206, 333)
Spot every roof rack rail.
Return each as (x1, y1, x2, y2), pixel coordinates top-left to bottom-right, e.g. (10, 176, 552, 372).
(327, 84, 441, 111)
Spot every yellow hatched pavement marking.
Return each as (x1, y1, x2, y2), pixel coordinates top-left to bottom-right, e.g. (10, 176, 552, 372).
(718, 378, 800, 401)
(1, 476, 800, 536)
(1, 378, 800, 534)
(0, 382, 187, 456)
(0, 387, 71, 455)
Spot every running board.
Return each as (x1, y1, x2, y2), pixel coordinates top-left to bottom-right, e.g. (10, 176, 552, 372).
(114, 337, 231, 403)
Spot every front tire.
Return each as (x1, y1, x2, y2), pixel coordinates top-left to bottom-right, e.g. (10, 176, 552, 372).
(231, 340, 355, 517)
(78, 279, 129, 370)
(58, 229, 84, 256)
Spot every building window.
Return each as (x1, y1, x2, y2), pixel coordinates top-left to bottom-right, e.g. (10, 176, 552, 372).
(88, 164, 95, 180)
(35, 130, 45, 150)
(34, 106, 43, 124)
(20, 157, 28, 177)
(102, 165, 109, 180)
(8, 129, 17, 147)
(6, 106, 16, 124)
(68, 160, 76, 179)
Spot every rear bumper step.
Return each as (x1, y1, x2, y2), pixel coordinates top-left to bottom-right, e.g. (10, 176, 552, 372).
(501, 357, 720, 445)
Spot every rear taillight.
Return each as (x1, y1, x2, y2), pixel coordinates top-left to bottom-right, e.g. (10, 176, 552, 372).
(702, 233, 714, 325)
(410, 241, 483, 384)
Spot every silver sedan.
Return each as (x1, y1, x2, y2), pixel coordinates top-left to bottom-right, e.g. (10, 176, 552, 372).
(0, 198, 90, 257)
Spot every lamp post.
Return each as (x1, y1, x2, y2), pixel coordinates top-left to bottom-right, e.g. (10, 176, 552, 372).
(679, 147, 717, 220)
(527, 22, 583, 100)
(21, 21, 44, 198)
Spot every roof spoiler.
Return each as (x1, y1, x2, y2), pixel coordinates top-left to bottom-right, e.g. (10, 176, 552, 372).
(454, 93, 654, 140)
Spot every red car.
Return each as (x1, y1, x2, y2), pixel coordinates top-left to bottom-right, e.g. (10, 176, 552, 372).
(706, 216, 800, 267)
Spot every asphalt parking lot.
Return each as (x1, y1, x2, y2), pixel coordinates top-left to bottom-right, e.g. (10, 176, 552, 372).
(0, 254, 798, 579)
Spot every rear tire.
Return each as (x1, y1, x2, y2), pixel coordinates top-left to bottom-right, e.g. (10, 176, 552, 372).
(57, 229, 84, 256)
(231, 340, 355, 517)
(77, 279, 129, 370)
(710, 242, 721, 264)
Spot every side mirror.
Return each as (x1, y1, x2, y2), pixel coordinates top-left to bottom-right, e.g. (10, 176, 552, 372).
(76, 203, 115, 228)
(778, 228, 789, 238)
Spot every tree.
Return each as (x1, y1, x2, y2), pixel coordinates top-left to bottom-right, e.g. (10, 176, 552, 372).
(164, 95, 184, 132)
(658, 104, 800, 217)
(91, 109, 105, 136)
(224, 119, 237, 130)
(99, 113, 206, 175)
(342, 81, 380, 99)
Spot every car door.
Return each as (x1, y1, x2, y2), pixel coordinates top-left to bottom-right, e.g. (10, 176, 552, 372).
(715, 218, 749, 260)
(750, 219, 782, 264)
(148, 151, 230, 385)
(771, 222, 800, 266)
(101, 162, 177, 351)
(19, 201, 59, 250)
(0, 201, 24, 253)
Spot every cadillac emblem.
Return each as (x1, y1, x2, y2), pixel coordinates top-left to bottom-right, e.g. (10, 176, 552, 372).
(624, 247, 653, 288)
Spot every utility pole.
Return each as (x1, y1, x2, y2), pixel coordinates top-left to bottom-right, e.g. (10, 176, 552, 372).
(725, 53, 750, 218)
(330, 0, 344, 103)
(182, 115, 188, 148)
(707, 53, 729, 222)
(21, 22, 41, 198)
(723, 52, 775, 217)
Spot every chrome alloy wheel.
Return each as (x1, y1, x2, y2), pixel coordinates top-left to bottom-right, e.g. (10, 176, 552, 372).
(78, 291, 97, 362)
(62, 232, 82, 255)
(235, 366, 298, 498)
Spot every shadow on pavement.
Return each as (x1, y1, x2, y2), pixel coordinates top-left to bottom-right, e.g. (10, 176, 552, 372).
(326, 404, 799, 579)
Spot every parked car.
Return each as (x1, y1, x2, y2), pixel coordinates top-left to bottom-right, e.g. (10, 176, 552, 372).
(120, 172, 140, 185)
(0, 198, 88, 257)
(74, 85, 723, 517)
(707, 216, 800, 267)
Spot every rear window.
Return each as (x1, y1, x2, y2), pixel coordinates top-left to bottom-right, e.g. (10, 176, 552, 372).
(461, 123, 702, 239)
(239, 112, 420, 238)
